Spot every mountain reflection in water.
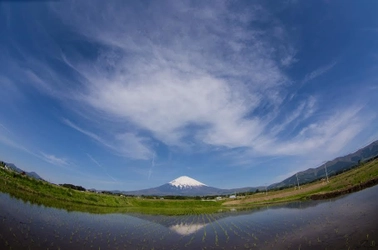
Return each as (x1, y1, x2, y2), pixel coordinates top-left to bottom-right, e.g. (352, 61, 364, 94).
(169, 223, 207, 235)
(1, 185, 377, 249)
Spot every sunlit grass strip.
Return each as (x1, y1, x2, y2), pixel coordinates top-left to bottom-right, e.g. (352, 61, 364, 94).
(1, 158, 378, 215)
(0, 168, 222, 215)
(224, 158, 378, 210)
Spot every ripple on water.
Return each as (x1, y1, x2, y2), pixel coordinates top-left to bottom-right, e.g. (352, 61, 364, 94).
(0, 185, 377, 249)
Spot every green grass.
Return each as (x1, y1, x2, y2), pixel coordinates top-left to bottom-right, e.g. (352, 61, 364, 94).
(1, 158, 378, 215)
(0, 167, 221, 215)
(225, 158, 378, 210)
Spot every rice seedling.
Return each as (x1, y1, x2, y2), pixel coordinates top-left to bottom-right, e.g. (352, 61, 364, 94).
(202, 227, 207, 242)
(1, 173, 378, 249)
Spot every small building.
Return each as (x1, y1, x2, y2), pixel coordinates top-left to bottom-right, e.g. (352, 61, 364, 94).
(229, 195, 236, 199)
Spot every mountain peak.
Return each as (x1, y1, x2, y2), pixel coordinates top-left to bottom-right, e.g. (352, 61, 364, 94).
(168, 176, 207, 189)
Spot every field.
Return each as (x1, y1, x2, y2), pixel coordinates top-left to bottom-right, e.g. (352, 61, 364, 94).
(1, 185, 377, 249)
(0, 167, 222, 215)
(1, 158, 378, 215)
(224, 158, 378, 208)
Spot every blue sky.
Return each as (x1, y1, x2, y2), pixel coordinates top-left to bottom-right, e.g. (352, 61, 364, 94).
(1, 0, 378, 190)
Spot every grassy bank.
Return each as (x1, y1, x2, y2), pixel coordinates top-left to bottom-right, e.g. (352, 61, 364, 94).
(0, 167, 221, 215)
(1, 158, 378, 215)
(224, 158, 378, 209)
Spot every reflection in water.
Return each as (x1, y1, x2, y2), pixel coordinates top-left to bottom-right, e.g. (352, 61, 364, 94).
(0, 185, 378, 249)
(169, 223, 207, 235)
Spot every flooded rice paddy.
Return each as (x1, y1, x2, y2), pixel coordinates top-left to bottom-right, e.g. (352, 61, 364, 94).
(1, 185, 378, 249)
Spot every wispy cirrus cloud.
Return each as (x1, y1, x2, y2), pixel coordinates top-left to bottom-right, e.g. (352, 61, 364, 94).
(48, 1, 293, 152)
(38, 1, 369, 160)
(257, 106, 366, 156)
(303, 61, 337, 84)
(63, 119, 153, 160)
(1, 0, 371, 169)
(0, 125, 72, 168)
(269, 96, 317, 137)
(0, 122, 10, 133)
(86, 153, 119, 183)
(40, 153, 69, 167)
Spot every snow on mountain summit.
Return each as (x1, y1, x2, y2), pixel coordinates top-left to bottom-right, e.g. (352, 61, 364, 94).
(169, 176, 207, 189)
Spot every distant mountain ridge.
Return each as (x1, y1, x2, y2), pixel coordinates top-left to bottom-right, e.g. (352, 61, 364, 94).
(2, 162, 44, 181)
(269, 140, 378, 190)
(2, 139, 378, 196)
(123, 176, 257, 196)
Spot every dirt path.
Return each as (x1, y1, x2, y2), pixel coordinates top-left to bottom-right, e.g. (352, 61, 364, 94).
(223, 182, 327, 206)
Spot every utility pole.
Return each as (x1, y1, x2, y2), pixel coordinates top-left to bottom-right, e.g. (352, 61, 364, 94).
(325, 162, 329, 183)
(296, 173, 300, 189)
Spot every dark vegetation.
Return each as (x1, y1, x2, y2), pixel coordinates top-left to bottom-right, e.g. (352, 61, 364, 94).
(0, 165, 222, 215)
(1, 155, 378, 215)
(59, 183, 86, 191)
(310, 177, 378, 200)
(224, 157, 378, 208)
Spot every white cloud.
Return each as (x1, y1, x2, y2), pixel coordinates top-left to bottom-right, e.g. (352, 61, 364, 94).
(49, 1, 293, 151)
(83, 73, 262, 148)
(0, 122, 10, 133)
(115, 133, 153, 160)
(303, 61, 337, 83)
(86, 153, 119, 183)
(40, 153, 69, 166)
(0, 125, 74, 168)
(63, 119, 104, 144)
(257, 106, 365, 156)
(2, 1, 370, 168)
(63, 119, 152, 160)
(0, 126, 41, 157)
(86, 153, 105, 170)
(269, 96, 317, 136)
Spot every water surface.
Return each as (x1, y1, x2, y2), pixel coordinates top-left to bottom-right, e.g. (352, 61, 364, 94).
(1, 185, 377, 249)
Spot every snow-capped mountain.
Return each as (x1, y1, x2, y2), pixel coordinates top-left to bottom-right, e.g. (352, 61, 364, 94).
(123, 176, 256, 196)
(168, 176, 207, 189)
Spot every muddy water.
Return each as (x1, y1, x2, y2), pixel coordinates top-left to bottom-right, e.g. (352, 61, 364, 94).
(1, 185, 377, 249)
